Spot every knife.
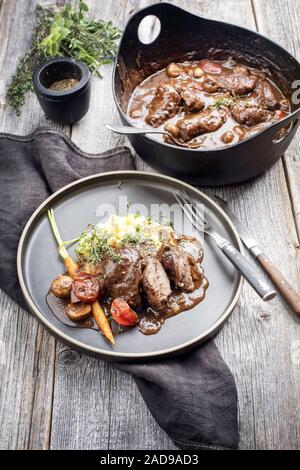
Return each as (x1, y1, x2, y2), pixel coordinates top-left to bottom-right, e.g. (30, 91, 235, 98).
(215, 195, 300, 314)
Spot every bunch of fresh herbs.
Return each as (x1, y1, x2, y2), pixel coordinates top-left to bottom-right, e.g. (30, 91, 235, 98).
(7, 1, 121, 115)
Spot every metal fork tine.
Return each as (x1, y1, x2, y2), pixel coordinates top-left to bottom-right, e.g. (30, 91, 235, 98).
(181, 190, 200, 215)
(173, 193, 193, 222)
(173, 193, 204, 235)
(182, 190, 207, 226)
(180, 194, 201, 228)
(177, 191, 198, 220)
(176, 193, 203, 230)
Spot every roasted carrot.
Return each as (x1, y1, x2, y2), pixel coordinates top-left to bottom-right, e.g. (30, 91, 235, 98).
(48, 209, 115, 345)
(64, 256, 79, 279)
(92, 301, 115, 345)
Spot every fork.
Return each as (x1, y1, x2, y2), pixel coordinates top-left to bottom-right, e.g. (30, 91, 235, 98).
(106, 124, 167, 136)
(174, 191, 277, 301)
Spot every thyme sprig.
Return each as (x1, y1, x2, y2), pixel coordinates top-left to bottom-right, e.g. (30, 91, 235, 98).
(209, 95, 253, 110)
(7, 1, 121, 115)
(6, 6, 52, 115)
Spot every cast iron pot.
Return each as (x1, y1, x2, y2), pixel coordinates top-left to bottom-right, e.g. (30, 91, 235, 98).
(113, 2, 300, 186)
(33, 57, 91, 125)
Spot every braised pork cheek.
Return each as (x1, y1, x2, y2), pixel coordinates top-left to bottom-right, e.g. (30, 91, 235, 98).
(145, 83, 181, 127)
(203, 69, 258, 96)
(161, 244, 197, 292)
(230, 105, 273, 127)
(176, 108, 227, 141)
(142, 257, 172, 311)
(103, 247, 143, 306)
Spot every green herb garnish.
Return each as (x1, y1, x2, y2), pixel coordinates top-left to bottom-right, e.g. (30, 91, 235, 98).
(212, 97, 234, 109)
(121, 233, 141, 245)
(208, 97, 234, 109)
(210, 95, 254, 111)
(75, 224, 121, 264)
(7, 1, 121, 115)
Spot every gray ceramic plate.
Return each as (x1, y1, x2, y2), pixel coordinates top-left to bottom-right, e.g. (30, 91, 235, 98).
(17, 171, 243, 361)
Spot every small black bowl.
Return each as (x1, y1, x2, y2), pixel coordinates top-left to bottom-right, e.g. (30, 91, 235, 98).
(33, 57, 91, 124)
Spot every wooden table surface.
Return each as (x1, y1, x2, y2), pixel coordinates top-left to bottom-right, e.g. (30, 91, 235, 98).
(0, 0, 299, 450)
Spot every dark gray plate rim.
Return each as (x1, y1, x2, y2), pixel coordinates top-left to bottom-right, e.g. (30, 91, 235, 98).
(17, 171, 244, 360)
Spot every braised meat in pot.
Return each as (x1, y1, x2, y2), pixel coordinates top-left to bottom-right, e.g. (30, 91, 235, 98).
(127, 59, 291, 149)
(145, 83, 181, 127)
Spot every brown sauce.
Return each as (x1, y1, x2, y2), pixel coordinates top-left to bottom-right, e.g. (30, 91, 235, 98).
(138, 271, 209, 335)
(47, 292, 98, 329)
(46, 272, 209, 336)
(127, 59, 290, 149)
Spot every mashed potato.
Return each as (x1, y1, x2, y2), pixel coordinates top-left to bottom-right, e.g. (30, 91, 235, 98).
(76, 213, 174, 264)
(98, 213, 173, 249)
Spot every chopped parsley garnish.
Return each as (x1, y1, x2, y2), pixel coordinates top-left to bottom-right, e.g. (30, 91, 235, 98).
(121, 233, 141, 245)
(210, 95, 253, 110)
(213, 97, 234, 108)
(75, 225, 120, 263)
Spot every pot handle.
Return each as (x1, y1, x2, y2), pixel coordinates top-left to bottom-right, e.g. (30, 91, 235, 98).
(122, 2, 196, 46)
(266, 108, 300, 144)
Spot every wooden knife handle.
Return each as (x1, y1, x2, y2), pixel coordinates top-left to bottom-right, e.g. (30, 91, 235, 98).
(257, 253, 300, 314)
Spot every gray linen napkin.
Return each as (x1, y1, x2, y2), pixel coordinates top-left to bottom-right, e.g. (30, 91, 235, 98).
(0, 127, 239, 450)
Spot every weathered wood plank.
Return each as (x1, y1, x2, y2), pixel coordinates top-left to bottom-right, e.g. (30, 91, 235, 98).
(50, 343, 112, 449)
(0, 293, 55, 450)
(252, 0, 300, 237)
(238, 0, 300, 448)
(212, 163, 300, 449)
(0, 0, 62, 450)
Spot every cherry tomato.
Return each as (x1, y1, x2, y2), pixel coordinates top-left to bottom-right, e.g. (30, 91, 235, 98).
(201, 60, 222, 74)
(274, 110, 286, 120)
(110, 298, 139, 326)
(72, 272, 99, 303)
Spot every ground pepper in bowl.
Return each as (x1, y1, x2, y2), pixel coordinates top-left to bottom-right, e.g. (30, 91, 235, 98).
(48, 78, 80, 92)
